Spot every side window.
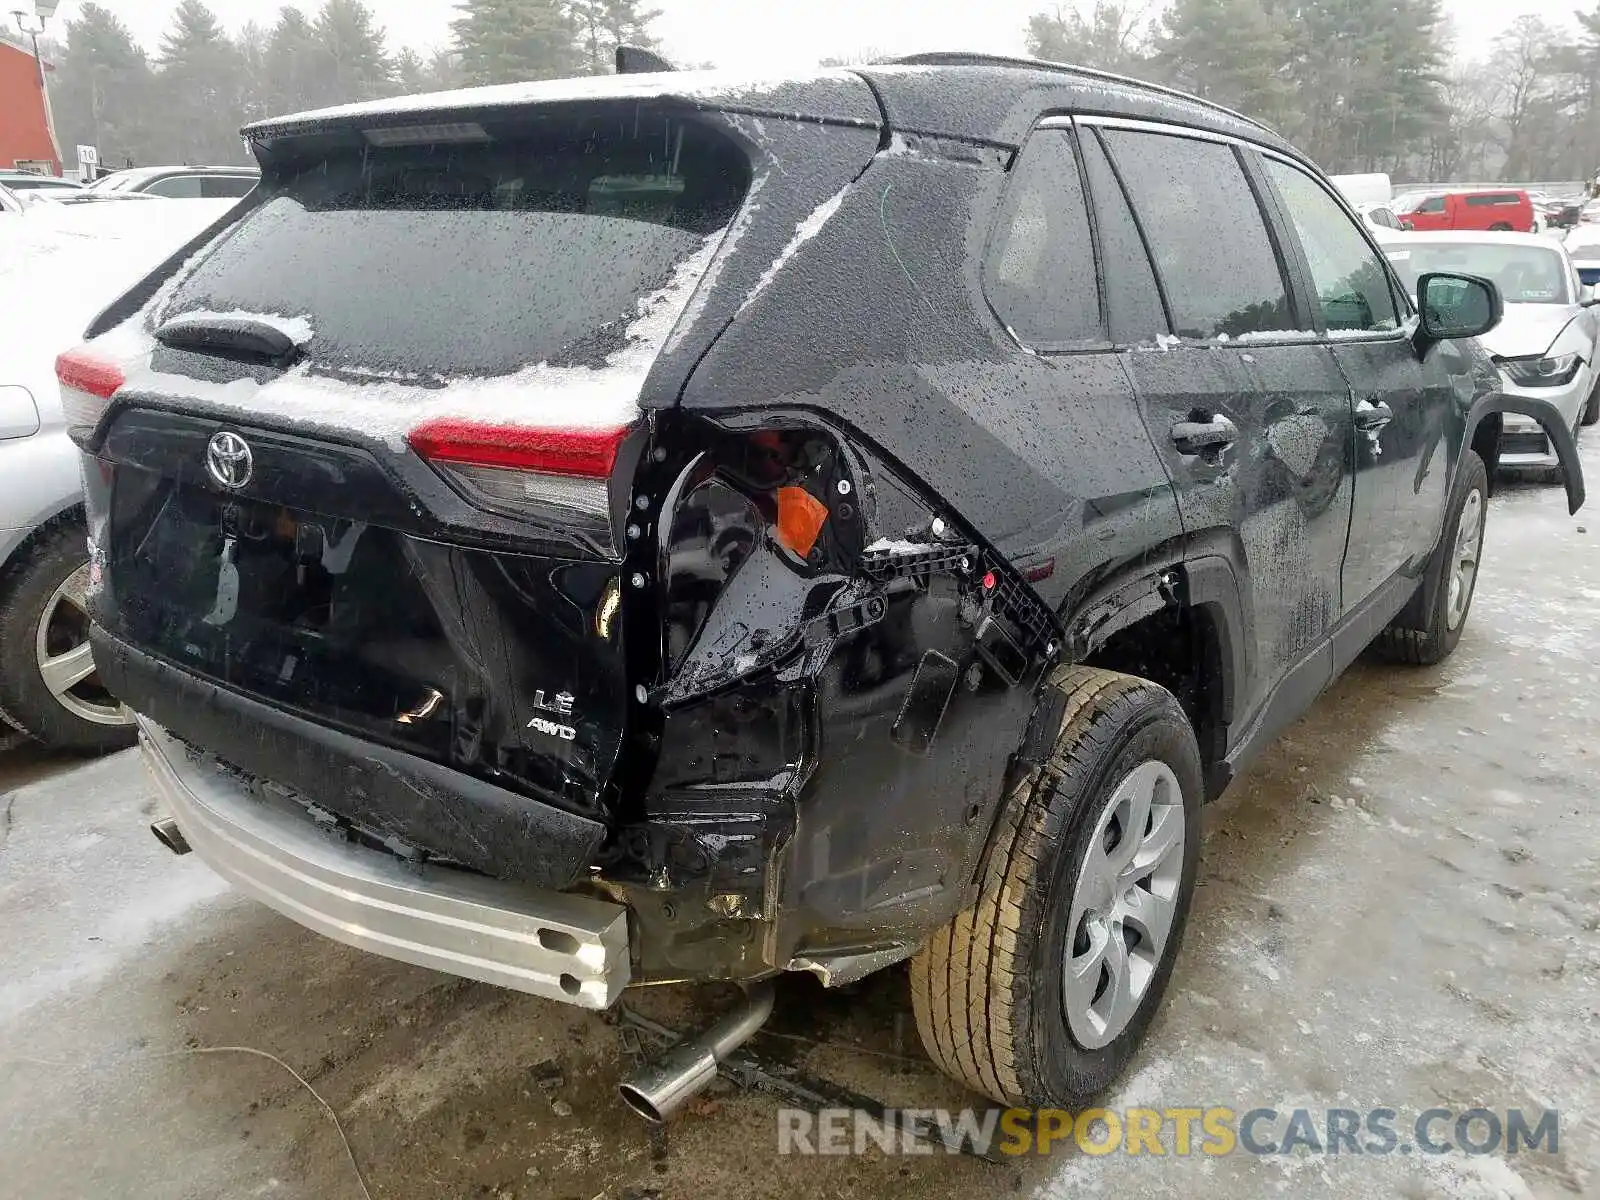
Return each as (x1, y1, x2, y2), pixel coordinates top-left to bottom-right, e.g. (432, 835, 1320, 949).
(984, 129, 1102, 346)
(146, 175, 204, 198)
(1101, 129, 1291, 339)
(1079, 130, 1165, 342)
(201, 176, 256, 199)
(1418, 196, 1446, 213)
(1374, 208, 1399, 229)
(1264, 160, 1399, 333)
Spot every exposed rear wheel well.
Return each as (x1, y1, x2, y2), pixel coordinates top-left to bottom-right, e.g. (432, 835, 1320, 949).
(1080, 604, 1227, 787)
(1471, 414, 1501, 486)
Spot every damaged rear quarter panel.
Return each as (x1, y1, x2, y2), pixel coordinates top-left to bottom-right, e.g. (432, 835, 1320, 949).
(641, 139, 1183, 969)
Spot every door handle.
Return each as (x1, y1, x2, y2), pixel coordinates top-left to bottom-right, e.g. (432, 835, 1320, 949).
(1171, 414, 1239, 455)
(1355, 399, 1394, 430)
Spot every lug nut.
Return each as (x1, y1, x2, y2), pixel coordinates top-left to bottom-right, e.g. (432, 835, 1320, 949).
(630, 573, 646, 589)
(836, 479, 852, 496)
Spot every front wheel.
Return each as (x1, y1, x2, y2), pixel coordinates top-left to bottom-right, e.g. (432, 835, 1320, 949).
(910, 666, 1202, 1107)
(1374, 450, 1489, 666)
(1582, 378, 1599, 427)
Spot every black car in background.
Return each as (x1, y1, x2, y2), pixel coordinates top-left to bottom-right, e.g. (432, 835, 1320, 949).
(58, 53, 1582, 1118)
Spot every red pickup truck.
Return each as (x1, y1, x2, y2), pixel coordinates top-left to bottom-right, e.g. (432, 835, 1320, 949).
(1396, 189, 1536, 233)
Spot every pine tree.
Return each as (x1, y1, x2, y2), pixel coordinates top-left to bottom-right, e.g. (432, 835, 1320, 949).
(1026, 2, 1157, 77)
(393, 47, 428, 92)
(450, 0, 581, 86)
(262, 6, 321, 114)
(236, 19, 271, 123)
(50, 3, 155, 168)
(570, 0, 662, 75)
(311, 0, 393, 105)
(1156, 0, 1295, 129)
(155, 0, 247, 164)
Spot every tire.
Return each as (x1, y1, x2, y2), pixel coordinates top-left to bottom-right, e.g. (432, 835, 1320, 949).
(910, 666, 1203, 1107)
(1374, 450, 1489, 666)
(1582, 377, 1599, 428)
(1489, 222, 1512, 231)
(0, 519, 137, 754)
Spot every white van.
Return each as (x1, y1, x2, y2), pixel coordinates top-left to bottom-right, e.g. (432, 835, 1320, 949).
(1329, 172, 1392, 207)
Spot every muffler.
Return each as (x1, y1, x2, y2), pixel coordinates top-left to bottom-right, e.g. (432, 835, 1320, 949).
(619, 982, 775, 1122)
(150, 817, 191, 856)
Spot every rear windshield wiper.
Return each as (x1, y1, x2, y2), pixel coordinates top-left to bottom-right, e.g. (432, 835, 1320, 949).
(154, 313, 307, 367)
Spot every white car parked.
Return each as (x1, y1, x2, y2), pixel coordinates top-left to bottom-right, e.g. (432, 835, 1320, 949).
(0, 199, 235, 750)
(1382, 230, 1600, 474)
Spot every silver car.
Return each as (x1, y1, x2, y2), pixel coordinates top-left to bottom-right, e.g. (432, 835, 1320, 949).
(1382, 231, 1600, 472)
(1, 199, 235, 750)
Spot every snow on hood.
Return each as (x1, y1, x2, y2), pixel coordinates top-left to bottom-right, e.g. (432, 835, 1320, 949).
(1476, 303, 1579, 360)
(0, 200, 236, 414)
(107, 233, 722, 446)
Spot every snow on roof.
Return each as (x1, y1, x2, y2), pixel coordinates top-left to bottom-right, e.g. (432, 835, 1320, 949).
(247, 68, 854, 134)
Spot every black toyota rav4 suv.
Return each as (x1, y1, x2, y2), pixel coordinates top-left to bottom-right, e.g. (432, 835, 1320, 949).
(63, 54, 1583, 1117)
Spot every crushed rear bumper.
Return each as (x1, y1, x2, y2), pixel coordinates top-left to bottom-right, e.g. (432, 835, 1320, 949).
(138, 717, 632, 1008)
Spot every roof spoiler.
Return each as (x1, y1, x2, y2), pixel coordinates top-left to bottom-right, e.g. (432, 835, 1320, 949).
(616, 46, 675, 74)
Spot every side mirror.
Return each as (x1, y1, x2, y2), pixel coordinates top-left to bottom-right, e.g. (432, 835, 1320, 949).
(1417, 272, 1502, 342)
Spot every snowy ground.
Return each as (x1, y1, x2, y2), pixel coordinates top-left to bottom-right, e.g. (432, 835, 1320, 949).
(1, 445, 1597, 1199)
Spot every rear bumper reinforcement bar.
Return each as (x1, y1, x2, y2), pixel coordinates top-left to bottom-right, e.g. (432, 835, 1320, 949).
(138, 717, 631, 1009)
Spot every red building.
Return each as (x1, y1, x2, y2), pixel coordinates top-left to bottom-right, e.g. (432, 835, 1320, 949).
(0, 36, 61, 175)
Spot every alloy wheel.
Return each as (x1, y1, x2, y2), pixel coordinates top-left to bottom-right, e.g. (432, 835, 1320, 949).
(1446, 488, 1484, 632)
(34, 563, 133, 728)
(1063, 759, 1187, 1049)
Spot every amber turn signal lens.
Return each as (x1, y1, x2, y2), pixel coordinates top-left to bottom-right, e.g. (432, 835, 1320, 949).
(775, 486, 829, 558)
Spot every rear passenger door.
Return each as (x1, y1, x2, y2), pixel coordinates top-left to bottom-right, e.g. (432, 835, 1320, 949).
(1258, 156, 1454, 613)
(1086, 121, 1355, 719)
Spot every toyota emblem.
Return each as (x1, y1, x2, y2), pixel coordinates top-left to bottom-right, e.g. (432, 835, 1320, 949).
(205, 430, 254, 490)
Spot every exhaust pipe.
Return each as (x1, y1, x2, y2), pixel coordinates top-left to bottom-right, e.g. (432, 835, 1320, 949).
(150, 817, 191, 856)
(619, 983, 775, 1123)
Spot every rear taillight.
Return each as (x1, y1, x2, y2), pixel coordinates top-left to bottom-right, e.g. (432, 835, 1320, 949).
(56, 347, 125, 443)
(407, 418, 630, 528)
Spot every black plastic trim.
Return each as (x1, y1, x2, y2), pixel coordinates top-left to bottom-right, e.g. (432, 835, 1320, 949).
(92, 627, 607, 887)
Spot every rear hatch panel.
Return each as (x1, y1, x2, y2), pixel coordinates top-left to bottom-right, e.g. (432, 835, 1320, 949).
(79, 91, 884, 874)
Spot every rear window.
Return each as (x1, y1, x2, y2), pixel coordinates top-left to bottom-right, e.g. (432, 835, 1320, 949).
(162, 110, 751, 378)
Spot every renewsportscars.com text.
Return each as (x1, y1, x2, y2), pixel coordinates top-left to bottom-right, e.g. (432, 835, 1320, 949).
(777, 1106, 1560, 1158)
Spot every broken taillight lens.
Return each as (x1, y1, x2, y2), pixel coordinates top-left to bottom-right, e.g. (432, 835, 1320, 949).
(406, 419, 630, 527)
(56, 347, 126, 444)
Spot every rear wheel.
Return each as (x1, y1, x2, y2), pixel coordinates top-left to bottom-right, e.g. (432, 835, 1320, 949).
(1374, 450, 1489, 666)
(0, 520, 136, 753)
(910, 666, 1202, 1106)
(1489, 222, 1513, 231)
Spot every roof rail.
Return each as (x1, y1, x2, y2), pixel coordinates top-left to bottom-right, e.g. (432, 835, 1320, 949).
(880, 52, 1276, 137)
